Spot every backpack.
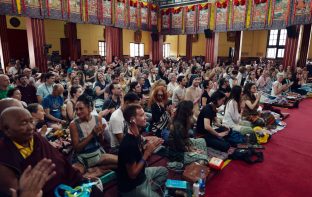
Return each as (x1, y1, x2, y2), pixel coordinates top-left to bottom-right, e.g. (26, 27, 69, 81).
(229, 148, 264, 164)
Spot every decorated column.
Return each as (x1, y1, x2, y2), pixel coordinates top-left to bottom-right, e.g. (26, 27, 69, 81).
(150, 33, 163, 64)
(233, 31, 243, 64)
(205, 33, 219, 66)
(186, 35, 193, 61)
(26, 17, 47, 72)
(297, 24, 311, 67)
(283, 25, 301, 68)
(105, 26, 123, 64)
(0, 15, 10, 70)
(64, 22, 79, 61)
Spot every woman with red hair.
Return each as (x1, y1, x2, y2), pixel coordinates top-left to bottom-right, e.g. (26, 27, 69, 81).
(148, 86, 171, 139)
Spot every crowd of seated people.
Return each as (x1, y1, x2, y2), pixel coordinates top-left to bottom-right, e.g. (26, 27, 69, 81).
(0, 56, 311, 197)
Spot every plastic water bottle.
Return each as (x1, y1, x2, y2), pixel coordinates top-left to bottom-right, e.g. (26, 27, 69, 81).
(198, 169, 206, 196)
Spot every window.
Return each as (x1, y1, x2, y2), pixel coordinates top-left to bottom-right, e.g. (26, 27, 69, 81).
(130, 43, 144, 57)
(266, 29, 287, 59)
(98, 41, 106, 57)
(163, 43, 170, 58)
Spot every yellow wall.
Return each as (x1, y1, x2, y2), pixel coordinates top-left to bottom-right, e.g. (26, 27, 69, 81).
(241, 30, 268, 57)
(178, 35, 186, 56)
(6, 16, 26, 30)
(165, 35, 178, 57)
(122, 29, 151, 56)
(308, 31, 312, 59)
(218, 32, 235, 57)
(77, 24, 105, 55)
(44, 19, 65, 54)
(192, 34, 205, 56)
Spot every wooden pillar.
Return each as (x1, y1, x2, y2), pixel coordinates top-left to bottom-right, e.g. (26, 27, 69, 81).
(105, 26, 123, 63)
(150, 33, 163, 64)
(186, 34, 192, 60)
(0, 15, 10, 71)
(283, 25, 301, 69)
(205, 33, 219, 66)
(64, 22, 79, 61)
(233, 31, 243, 64)
(26, 18, 47, 72)
(297, 24, 311, 67)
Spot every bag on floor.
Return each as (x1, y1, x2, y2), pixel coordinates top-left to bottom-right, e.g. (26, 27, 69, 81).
(182, 162, 210, 183)
(225, 130, 246, 146)
(229, 148, 264, 164)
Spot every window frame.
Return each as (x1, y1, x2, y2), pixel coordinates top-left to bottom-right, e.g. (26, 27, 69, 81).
(130, 42, 144, 57)
(163, 43, 170, 58)
(98, 40, 106, 57)
(266, 29, 287, 59)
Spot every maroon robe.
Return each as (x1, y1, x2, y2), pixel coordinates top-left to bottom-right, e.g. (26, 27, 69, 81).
(0, 132, 82, 197)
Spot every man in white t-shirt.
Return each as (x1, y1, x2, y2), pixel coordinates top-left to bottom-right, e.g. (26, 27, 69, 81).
(108, 92, 140, 152)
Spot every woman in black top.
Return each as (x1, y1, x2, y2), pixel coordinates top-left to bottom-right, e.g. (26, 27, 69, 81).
(94, 72, 107, 111)
(168, 101, 208, 164)
(196, 90, 230, 152)
(201, 80, 213, 108)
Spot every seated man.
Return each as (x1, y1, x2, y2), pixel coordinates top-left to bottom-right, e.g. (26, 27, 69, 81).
(0, 107, 82, 196)
(117, 104, 168, 197)
(42, 84, 66, 124)
(102, 82, 122, 121)
(109, 92, 140, 153)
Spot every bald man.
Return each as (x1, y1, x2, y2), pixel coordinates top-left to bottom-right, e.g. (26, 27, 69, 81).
(0, 74, 13, 100)
(0, 107, 82, 196)
(42, 84, 66, 124)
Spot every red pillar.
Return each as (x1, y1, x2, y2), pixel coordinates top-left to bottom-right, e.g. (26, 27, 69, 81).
(205, 33, 219, 66)
(283, 25, 301, 69)
(186, 34, 192, 60)
(297, 24, 311, 67)
(233, 31, 243, 64)
(0, 15, 11, 71)
(105, 26, 123, 63)
(26, 18, 47, 72)
(64, 23, 79, 61)
(150, 33, 163, 64)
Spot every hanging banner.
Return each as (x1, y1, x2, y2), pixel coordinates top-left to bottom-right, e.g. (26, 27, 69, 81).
(171, 7, 183, 34)
(129, 0, 139, 30)
(68, 0, 82, 23)
(99, 0, 112, 25)
(185, 5, 197, 34)
(150, 4, 158, 31)
(45, 0, 65, 20)
(0, 0, 17, 15)
(250, 0, 269, 29)
(269, 0, 290, 29)
(291, 0, 311, 25)
(115, 0, 128, 28)
(229, 0, 247, 31)
(86, 0, 98, 24)
(161, 8, 171, 34)
(22, 0, 43, 18)
(198, 3, 210, 33)
(140, 2, 149, 31)
(215, 0, 229, 32)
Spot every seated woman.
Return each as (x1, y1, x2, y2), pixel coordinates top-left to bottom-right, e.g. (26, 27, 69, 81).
(66, 85, 83, 121)
(271, 73, 292, 97)
(223, 86, 253, 135)
(168, 101, 208, 165)
(70, 94, 117, 177)
(241, 83, 264, 127)
(196, 90, 230, 152)
(201, 80, 213, 108)
(7, 87, 27, 107)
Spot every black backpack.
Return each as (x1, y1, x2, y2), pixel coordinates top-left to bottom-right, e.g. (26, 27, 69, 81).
(229, 148, 264, 164)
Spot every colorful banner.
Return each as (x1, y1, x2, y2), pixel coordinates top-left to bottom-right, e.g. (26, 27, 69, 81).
(115, 0, 128, 28)
(23, 0, 43, 18)
(291, 0, 311, 25)
(250, 0, 269, 29)
(185, 5, 197, 34)
(129, 1, 139, 30)
(45, 0, 66, 20)
(140, 3, 149, 30)
(68, 0, 82, 23)
(215, 1, 229, 32)
(0, 0, 16, 15)
(150, 5, 158, 30)
(198, 3, 210, 33)
(87, 0, 98, 24)
(230, 0, 247, 31)
(99, 0, 112, 25)
(270, 0, 290, 29)
(170, 7, 183, 34)
(161, 9, 171, 34)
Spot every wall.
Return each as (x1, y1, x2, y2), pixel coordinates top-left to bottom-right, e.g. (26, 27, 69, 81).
(241, 30, 268, 57)
(192, 33, 205, 56)
(122, 29, 150, 56)
(308, 31, 312, 59)
(165, 35, 178, 57)
(77, 24, 104, 55)
(178, 35, 186, 56)
(218, 32, 235, 57)
(44, 19, 65, 54)
(6, 16, 26, 30)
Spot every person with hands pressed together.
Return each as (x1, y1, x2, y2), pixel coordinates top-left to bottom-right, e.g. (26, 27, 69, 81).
(117, 104, 168, 197)
(70, 94, 117, 177)
(196, 90, 231, 152)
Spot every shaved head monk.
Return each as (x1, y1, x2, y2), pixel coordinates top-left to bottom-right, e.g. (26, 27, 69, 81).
(0, 107, 82, 197)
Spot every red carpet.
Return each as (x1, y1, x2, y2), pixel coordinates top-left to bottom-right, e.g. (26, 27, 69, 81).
(205, 99, 312, 197)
